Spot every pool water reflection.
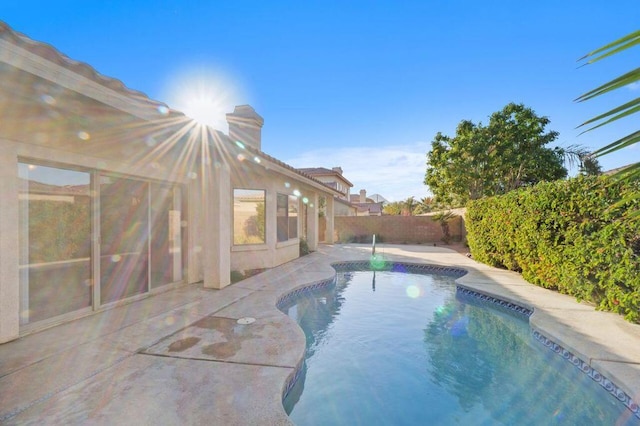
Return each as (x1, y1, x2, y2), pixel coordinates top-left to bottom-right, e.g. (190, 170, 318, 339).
(280, 270, 638, 426)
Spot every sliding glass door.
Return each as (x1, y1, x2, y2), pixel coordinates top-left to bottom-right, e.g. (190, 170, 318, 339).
(19, 162, 185, 326)
(99, 176, 184, 304)
(99, 175, 150, 304)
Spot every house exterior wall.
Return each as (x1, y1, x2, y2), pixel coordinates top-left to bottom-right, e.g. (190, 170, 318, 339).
(334, 199, 356, 216)
(0, 27, 339, 342)
(229, 166, 324, 272)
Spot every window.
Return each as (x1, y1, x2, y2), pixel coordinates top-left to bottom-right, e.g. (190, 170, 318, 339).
(18, 163, 92, 324)
(233, 189, 266, 245)
(277, 193, 298, 242)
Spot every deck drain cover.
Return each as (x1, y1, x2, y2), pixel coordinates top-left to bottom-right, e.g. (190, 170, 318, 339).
(237, 317, 256, 325)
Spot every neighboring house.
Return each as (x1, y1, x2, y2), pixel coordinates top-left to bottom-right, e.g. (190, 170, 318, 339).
(603, 164, 633, 175)
(0, 22, 341, 343)
(297, 166, 353, 201)
(296, 166, 360, 216)
(367, 193, 388, 204)
(349, 189, 384, 216)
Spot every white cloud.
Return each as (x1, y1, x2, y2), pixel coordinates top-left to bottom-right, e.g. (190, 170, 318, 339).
(627, 82, 640, 91)
(284, 143, 432, 202)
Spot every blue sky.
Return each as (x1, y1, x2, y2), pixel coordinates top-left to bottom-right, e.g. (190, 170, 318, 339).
(3, 1, 639, 201)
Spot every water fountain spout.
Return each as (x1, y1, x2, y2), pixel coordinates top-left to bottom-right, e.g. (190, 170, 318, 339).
(372, 234, 376, 256)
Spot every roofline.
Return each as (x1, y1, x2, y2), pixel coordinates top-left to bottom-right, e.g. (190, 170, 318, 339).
(295, 168, 354, 187)
(0, 21, 176, 122)
(211, 131, 343, 197)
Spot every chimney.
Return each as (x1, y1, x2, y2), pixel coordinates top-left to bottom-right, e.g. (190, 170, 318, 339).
(359, 189, 366, 203)
(332, 166, 343, 175)
(226, 105, 264, 151)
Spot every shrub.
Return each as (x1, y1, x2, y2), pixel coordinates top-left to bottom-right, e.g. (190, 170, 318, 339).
(338, 231, 355, 243)
(299, 237, 310, 256)
(466, 175, 640, 322)
(230, 270, 245, 284)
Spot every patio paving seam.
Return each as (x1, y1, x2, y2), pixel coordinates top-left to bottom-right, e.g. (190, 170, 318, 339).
(137, 351, 297, 369)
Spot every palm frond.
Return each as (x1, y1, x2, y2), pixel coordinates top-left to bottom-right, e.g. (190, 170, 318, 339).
(578, 30, 640, 64)
(577, 97, 640, 134)
(575, 67, 640, 102)
(592, 130, 640, 157)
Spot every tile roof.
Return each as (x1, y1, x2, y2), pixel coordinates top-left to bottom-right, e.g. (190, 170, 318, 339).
(0, 21, 170, 112)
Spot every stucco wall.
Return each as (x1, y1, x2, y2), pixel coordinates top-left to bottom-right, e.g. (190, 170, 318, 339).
(334, 201, 356, 216)
(335, 215, 465, 244)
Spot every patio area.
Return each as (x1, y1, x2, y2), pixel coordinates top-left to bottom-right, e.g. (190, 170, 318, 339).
(1, 244, 639, 425)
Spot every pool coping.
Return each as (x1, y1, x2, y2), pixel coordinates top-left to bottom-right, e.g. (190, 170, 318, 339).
(0, 244, 638, 424)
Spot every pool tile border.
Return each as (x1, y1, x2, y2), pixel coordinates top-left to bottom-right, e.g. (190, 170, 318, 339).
(456, 286, 533, 317)
(330, 260, 467, 277)
(533, 330, 640, 419)
(276, 278, 335, 311)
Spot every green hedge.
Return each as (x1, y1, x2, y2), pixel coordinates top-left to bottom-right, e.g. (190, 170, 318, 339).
(466, 176, 640, 322)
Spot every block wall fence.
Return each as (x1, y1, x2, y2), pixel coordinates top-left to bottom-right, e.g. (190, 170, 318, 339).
(332, 215, 466, 244)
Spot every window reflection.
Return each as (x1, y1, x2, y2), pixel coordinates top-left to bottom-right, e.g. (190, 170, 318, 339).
(233, 189, 266, 245)
(277, 193, 298, 242)
(150, 183, 182, 289)
(100, 175, 149, 304)
(289, 195, 298, 239)
(18, 163, 92, 324)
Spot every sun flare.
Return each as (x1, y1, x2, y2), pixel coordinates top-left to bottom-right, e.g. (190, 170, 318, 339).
(163, 66, 245, 130)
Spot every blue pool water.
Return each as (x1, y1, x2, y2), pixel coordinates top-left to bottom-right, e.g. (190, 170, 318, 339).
(280, 268, 639, 425)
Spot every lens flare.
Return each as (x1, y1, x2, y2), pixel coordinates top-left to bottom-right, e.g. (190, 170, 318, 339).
(406, 285, 420, 298)
(370, 255, 386, 270)
(161, 65, 246, 130)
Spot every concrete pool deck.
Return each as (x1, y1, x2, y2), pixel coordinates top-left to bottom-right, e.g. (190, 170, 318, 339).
(1, 244, 639, 424)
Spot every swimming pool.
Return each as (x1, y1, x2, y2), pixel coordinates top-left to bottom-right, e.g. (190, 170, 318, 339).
(279, 263, 639, 425)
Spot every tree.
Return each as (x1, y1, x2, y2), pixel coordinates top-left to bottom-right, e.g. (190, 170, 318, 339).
(431, 211, 457, 244)
(425, 103, 567, 205)
(556, 144, 601, 175)
(403, 196, 417, 216)
(579, 153, 602, 176)
(383, 201, 403, 215)
(414, 197, 435, 215)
